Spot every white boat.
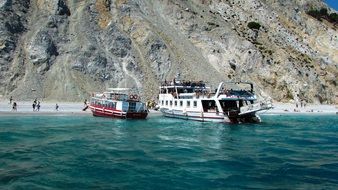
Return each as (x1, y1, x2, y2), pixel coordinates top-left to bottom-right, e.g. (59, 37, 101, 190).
(158, 80, 272, 123)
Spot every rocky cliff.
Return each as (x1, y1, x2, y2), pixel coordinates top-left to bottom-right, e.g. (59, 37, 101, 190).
(0, 0, 337, 103)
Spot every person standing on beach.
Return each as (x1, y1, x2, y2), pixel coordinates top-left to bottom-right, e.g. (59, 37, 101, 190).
(84, 99, 87, 106)
(12, 102, 17, 111)
(37, 101, 41, 111)
(32, 102, 36, 111)
(9, 96, 13, 104)
(55, 103, 59, 111)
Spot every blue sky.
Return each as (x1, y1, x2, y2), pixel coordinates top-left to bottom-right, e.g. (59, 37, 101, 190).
(325, 0, 338, 11)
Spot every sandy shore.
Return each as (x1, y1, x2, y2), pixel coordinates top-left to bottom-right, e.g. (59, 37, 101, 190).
(261, 103, 337, 115)
(0, 101, 91, 116)
(0, 101, 337, 116)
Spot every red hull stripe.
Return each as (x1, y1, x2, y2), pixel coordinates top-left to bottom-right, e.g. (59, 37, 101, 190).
(91, 110, 147, 119)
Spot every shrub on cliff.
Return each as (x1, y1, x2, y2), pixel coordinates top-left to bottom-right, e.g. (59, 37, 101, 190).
(307, 7, 337, 25)
(307, 9, 321, 20)
(247, 22, 261, 30)
(328, 13, 338, 23)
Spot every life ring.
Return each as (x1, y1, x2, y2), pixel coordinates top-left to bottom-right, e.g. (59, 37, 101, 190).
(128, 94, 138, 100)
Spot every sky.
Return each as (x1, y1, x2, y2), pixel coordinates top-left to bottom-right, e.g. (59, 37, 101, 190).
(325, 0, 338, 11)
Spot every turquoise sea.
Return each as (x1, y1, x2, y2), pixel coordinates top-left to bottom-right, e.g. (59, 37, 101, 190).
(0, 114, 337, 189)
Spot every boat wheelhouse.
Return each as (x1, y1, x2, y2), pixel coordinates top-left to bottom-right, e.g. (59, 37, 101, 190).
(89, 88, 148, 119)
(158, 80, 272, 123)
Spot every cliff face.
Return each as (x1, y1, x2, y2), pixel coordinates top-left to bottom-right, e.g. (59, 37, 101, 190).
(0, 0, 337, 103)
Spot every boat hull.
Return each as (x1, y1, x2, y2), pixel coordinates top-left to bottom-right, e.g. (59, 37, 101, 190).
(160, 108, 225, 122)
(90, 107, 148, 119)
(160, 108, 260, 123)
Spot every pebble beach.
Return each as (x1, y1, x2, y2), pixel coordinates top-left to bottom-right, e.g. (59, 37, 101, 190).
(0, 101, 337, 116)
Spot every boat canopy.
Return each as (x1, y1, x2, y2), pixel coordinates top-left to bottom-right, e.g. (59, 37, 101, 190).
(107, 88, 130, 91)
(221, 81, 254, 92)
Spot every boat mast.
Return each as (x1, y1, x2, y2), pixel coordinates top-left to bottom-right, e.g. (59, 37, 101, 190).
(215, 82, 224, 97)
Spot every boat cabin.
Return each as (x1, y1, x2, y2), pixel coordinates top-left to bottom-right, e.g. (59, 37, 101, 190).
(90, 89, 146, 113)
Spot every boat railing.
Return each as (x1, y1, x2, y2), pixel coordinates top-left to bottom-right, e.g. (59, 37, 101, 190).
(160, 80, 207, 88)
(218, 89, 253, 97)
(91, 93, 141, 102)
(239, 99, 273, 115)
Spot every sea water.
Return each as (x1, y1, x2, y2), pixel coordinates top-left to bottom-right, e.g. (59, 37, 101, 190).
(0, 114, 337, 189)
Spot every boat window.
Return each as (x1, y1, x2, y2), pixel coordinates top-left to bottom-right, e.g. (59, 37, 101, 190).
(166, 100, 168, 106)
(122, 102, 129, 112)
(219, 100, 238, 112)
(193, 101, 197, 107)
(201, 100, 216, 112)
(187, 101, 190, 107)
(129, 102, 136, 111)
(239, 100, 244, 107)
(180, 101, 183, 107)
(103, 101, 108, 107)
(179, 95, 193, 99)
(174, 101, 177, 106)
(161, 100, 164, 106)
(107, 101, 116, 109)
(136, 102, 146, 111)
(177, 88, 193, 93)
(168, 88, 175, 93)
(121, 94, 128, 101)
(170, 101, 173, 106)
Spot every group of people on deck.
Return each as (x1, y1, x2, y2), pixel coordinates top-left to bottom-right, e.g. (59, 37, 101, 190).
(163, 79, 206, 88)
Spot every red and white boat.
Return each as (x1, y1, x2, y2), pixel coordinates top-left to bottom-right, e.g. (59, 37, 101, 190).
(89, 88, 148, 119)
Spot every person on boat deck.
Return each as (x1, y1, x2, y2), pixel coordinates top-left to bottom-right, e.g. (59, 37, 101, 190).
(171, 78, 176, 85)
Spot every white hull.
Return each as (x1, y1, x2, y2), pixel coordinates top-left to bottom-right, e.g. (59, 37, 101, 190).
(161, 108, 226, 122)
